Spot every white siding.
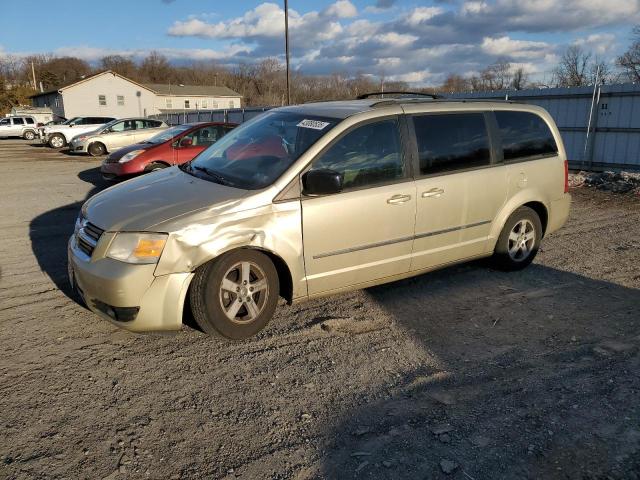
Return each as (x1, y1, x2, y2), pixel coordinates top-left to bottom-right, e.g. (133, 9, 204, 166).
(60, 72, 156, 118)
(155, 95, 241, 111)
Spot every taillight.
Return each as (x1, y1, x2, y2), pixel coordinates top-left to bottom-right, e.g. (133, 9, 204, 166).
(563, 159, 569, 193)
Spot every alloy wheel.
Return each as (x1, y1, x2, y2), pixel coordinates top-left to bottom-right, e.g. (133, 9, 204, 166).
(508, 219, 535, 261)
(218, 261, 269, 324)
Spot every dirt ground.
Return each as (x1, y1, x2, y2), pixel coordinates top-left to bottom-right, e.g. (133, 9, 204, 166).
(1, 138, 639, 480)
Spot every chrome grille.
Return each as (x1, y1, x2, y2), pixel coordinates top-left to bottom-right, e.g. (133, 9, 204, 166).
(76, 221, 104, 258)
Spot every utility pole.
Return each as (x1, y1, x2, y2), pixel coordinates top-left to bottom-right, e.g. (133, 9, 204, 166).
(284, 0, 291, 105)
(31, 61, 37, 91)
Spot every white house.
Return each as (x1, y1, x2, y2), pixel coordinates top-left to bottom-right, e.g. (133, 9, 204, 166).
(30, 71, 242, 119)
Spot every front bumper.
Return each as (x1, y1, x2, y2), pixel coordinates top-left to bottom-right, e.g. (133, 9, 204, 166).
(68, 238, 193, 332)
(100, 159, 142, 179)
(69, 141, 88, 153)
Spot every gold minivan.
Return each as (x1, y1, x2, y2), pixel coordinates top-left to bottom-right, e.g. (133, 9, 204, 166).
(68, 96, 571, 339)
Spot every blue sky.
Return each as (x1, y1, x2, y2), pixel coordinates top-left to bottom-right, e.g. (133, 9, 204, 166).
(1, 0, 638, 85)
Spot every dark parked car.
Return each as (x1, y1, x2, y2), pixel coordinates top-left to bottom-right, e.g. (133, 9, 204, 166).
(101, 122, 236, 181)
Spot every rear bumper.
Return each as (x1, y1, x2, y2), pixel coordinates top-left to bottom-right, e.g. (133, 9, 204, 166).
(68, 238, 193, 332)
(546, 193, 571, 235)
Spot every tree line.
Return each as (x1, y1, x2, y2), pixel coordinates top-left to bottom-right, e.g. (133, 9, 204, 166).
(1, 26, 639, 114)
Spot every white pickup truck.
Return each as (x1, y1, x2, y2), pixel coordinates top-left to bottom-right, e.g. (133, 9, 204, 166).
(41, 116, 116, 148)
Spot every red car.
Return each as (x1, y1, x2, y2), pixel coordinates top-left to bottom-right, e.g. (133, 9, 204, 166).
(101, 122, 236, 181)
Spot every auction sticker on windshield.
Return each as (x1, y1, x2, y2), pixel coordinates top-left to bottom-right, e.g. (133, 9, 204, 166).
(297, 119, 331, 130)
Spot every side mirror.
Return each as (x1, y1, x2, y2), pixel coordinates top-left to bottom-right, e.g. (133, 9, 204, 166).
(179, 137, 193, 147)
(302, 169, 343, 196)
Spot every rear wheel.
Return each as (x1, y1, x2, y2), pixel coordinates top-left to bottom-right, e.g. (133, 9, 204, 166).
(189, 250, 279, 339)
(88, 142, 106, 157)
(48, 133, 66, 149)
(492, 206, 542, 271)
(23, 130, 36, 140)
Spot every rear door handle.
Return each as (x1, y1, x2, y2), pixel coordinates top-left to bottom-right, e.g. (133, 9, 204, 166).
(422, 188, 444, 198)
(387, 194, 412, 205)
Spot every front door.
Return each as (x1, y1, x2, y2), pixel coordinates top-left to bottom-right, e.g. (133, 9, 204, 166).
(171, 126, 219, 164)
(409, 112, 507, 271)
(301, 117, 416, 295)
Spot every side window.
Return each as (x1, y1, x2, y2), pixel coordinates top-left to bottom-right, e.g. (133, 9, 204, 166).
(182, 126, 220, 147)
(109, 121, 126, 132)
(145, 120, 162, 128)
(134, 120, 145, 130)
(12, 118, 25, 125)
(495, 111, 557, 161)
(25, 117, 35, 124)
(413, 113, 491, 175)
(311, 119, 405, 191)
(98, 95, 107, 106)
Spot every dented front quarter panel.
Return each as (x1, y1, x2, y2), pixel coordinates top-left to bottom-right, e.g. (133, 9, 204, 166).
(153, 194, 307, 300)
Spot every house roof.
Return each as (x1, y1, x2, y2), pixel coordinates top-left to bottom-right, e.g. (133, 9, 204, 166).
(30, 70, 156, 98)
(145, 84, 241, 97)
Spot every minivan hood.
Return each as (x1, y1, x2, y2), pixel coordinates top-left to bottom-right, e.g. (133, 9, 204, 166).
(84, 167, 250, 232)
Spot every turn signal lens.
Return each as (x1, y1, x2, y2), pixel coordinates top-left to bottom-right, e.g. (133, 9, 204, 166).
(133, 239, 166, 258)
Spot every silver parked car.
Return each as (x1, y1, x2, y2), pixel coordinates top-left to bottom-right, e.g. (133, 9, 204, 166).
(68, 96, 571, 339)
(0, 116, 38, 140)
(69, 118, 168, 156)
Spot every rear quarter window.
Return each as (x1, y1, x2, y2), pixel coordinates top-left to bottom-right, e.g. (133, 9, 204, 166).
(495, 111, 557, 161)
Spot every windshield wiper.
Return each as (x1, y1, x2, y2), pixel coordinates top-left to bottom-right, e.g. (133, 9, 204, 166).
(192, 166, 235, 187)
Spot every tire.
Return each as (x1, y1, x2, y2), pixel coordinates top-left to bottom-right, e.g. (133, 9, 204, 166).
(190, 249, 280, 339)
(48, 133, 66, 149)
(88, 142, 106, 157)
(144, 162, 168, 173)
(491, 206, 542, 271)
(23, 130, 36, 140)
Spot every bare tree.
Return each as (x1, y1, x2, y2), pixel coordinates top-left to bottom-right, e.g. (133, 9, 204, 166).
(511, 67, 528, 90)
(100, 55, 138, 78)
(552, 46, 611, 87)
(617, 26, 640, 82)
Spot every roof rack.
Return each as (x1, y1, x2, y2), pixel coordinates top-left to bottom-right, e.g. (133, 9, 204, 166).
(357, 91, 441, 100)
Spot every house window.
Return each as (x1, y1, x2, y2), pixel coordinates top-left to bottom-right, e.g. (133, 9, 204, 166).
(98, 95, 107, 106)
(202, 100, 208, 109)
(117, 95, 125, 106)
(184, 99, 190, 109)
(166, 98, 172, 109)
(211, 102, 218, 109)
(54, 97, 59, 107)
(228, 100, 234, 108)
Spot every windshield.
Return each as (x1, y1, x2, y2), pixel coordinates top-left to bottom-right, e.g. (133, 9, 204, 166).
(185, 111, 338, 190)
(145, 124, 192, 144)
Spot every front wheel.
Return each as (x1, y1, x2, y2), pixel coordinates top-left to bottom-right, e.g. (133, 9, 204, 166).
(491, 206, 542, 271)
(144, 162, 168, 173)
(88, 142, 106, 157)
(48, 134, 66, 149)
(189, 250, 279, 339)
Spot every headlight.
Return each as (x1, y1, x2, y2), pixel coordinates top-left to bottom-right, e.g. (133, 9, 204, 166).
(119, 149, 145, 163)
(75, 135, 88, 142)
(106, 233, 167, 264)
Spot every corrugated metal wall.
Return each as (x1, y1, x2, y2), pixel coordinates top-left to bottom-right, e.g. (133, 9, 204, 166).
(448, 83, 640, 171)
(150, 83, 640, 172)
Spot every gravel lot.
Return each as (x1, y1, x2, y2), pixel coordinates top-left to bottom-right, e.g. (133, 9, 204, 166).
(1, 138, 639, 480)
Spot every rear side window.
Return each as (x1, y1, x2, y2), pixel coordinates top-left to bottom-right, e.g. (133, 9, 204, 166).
(144, 120, 163, 128)
(495, 111, 557, 160)
(412, 113, 491, 175)
(25, 117, 35, 124)
(311, 119, 405, 190)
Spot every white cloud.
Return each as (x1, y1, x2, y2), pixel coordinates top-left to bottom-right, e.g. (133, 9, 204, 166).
(405, 7, 444, 26)
(325, 0, 358, 19)
(481, 36, 550, 59)
(572, 33, 618, 56)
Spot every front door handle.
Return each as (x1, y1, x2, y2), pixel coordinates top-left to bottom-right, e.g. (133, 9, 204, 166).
(387, 194, 412, 205)
(422, 188, 444, 198)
